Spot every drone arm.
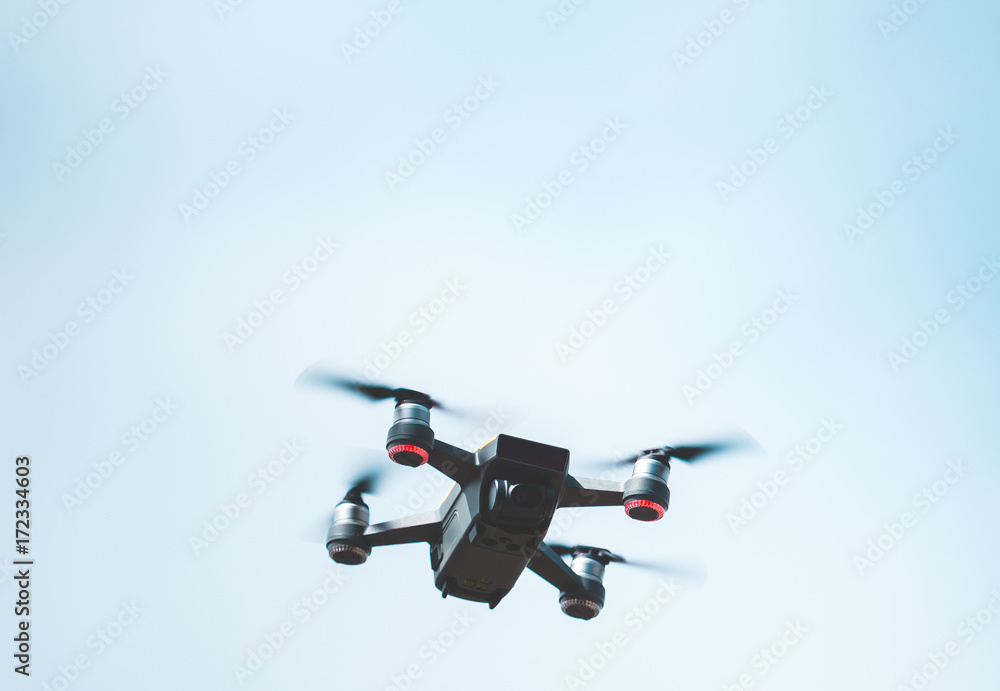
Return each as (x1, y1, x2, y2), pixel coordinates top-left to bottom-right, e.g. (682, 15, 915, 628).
(362, 511, 442, 547)
(427, 439, 478, 485)
(557, 475, 624, 508)
(528, 543, 584, 592)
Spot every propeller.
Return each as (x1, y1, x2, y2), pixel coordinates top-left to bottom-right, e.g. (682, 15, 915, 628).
(549, 543, 626, 564)
(296, 366, 452, 411)
(603, 436, 753, 469)
(342, 469, 383, 505)
(547, 543, 706, 582)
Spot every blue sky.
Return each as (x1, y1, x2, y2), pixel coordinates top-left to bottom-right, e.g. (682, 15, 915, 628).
(2, 0, 999, 689)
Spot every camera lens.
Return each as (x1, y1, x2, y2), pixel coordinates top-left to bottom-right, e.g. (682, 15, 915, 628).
(484, 480, 553, 530)
(511, 484, 542, 507)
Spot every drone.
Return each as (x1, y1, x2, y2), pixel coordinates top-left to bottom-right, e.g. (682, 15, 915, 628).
(302, 369, 737, 620)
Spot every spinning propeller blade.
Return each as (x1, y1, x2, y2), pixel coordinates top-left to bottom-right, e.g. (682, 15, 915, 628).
(343, 469, 383, 504)
(547, 543, 705, 581)
(547, 544, 625, 563)
(296, 366, 450, 411)
(603, 435, 753, 468)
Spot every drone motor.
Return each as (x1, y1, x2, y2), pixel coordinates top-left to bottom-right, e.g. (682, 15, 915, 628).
(327, 495, 372, 565)
(559, 549, 609, 620)
(386, 399, 435, 467)
(622, 450, 671, 521)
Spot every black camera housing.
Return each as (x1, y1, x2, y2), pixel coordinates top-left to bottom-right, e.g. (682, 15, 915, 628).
(485, 479, 555, 530)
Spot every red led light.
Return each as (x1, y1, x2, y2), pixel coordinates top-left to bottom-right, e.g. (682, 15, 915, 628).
(387, 443, 430, 466)
(624, 499, 665, 521)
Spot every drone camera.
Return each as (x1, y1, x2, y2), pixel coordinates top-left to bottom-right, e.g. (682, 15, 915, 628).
(327, 499, 372, 565)
(485, 479, 555, 530)
(622, 452, 671, 522)
(386, 400, 435, 467)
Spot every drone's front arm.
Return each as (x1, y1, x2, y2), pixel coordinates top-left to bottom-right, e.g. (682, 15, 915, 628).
(427, 439, 478, 485)
(557, 475, 624, 508)
(363, 510, 443, 547)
